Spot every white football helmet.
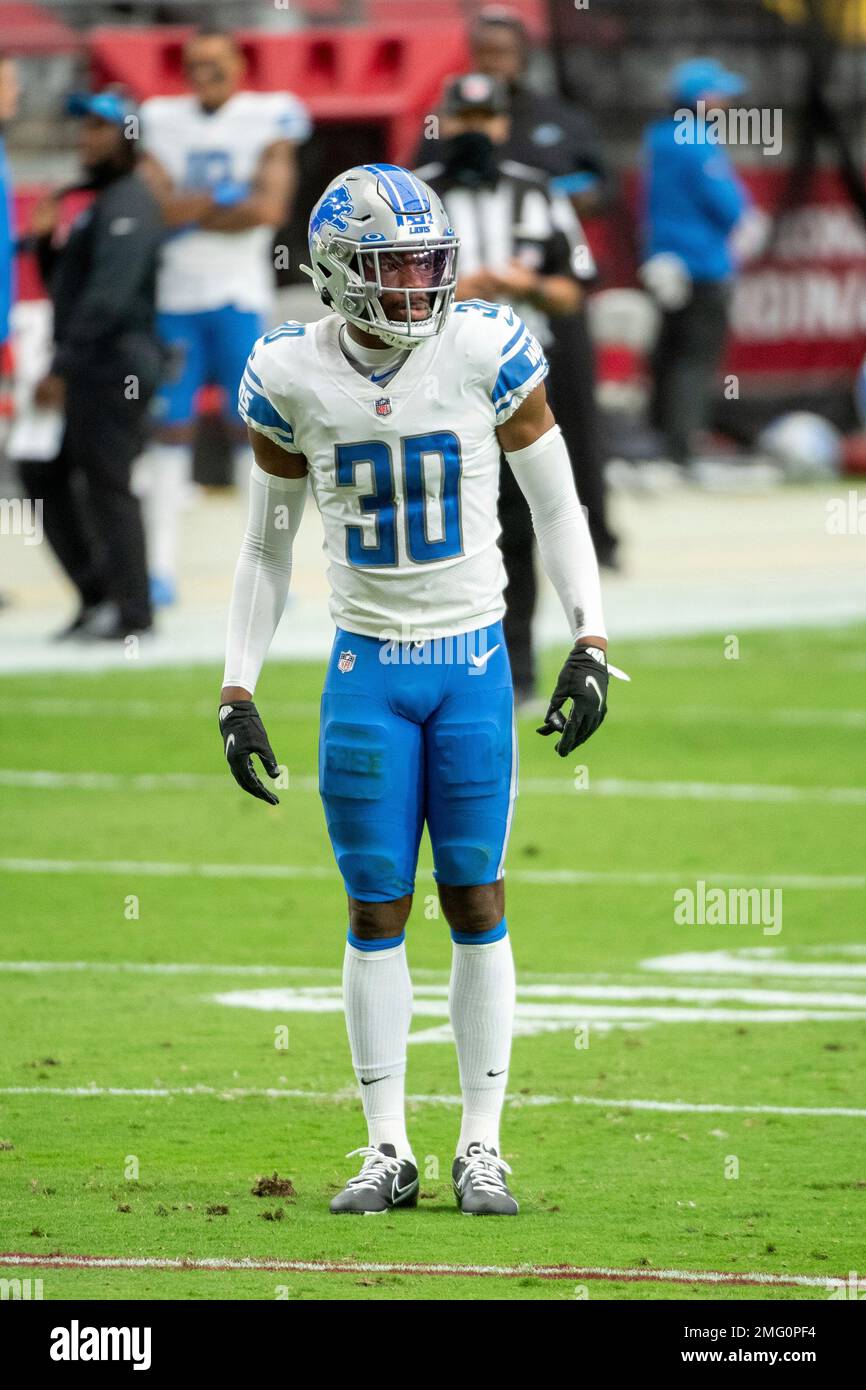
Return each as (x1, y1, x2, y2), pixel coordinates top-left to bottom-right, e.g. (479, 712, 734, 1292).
(302, 163, 460, 349)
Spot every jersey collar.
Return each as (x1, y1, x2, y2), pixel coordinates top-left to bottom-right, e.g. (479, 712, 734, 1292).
(315, 314, 446, 419)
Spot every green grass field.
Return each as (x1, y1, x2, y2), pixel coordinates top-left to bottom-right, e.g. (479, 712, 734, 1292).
(1, 623, 865, 1301)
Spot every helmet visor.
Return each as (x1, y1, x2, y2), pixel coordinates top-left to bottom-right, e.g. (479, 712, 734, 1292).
(357, 242, 458, 327)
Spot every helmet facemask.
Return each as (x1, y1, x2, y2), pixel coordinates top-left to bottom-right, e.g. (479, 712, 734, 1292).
(331, 239, 458, 349)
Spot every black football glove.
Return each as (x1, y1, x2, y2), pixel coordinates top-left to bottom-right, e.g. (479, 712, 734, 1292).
(218, 700, 281, 805)
(537, 643, 608, 756)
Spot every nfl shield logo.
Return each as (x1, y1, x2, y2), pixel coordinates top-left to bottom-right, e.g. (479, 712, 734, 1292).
(374, 396, 392, 417)
(337, 650, 356, 673)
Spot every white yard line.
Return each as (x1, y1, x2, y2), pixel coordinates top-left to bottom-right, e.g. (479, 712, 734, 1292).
(522, 777, 866, 805)
(0, 1250, 844, 1289)
(0, 960, 340, 977)
(2, 696, 866, 728)
(643, 950, 866, 979)
(1, 856, 863, 889)
(613, 706, 866, 729)
(5, 767, 866, 806)
(2, 960, 864, 1007)
(0, 698, 320, 720)
(1, 1084, 863, 1119)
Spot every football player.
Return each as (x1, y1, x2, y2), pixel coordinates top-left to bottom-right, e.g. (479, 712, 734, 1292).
(220, 163, 614, 1215)
(138, 25, 311, 606)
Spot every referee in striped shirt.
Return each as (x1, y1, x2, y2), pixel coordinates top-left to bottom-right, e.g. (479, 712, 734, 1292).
(417, 72, 602, 705)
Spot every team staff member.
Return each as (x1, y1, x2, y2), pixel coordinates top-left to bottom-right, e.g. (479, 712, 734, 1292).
(642, 59, 750, 467)
(20, 90, 163, 640)
(417, 73, 595, 704)
(413, 7, 607, 212)
(414, 6, 617, 568)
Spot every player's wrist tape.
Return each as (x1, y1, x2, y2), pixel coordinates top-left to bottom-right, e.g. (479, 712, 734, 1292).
(505, 424, 607, 643)
(222, 463, 307, 694)
(212, 179, 250, 208)
(578, 644, 607, 667)
(575, 640, 630, 683)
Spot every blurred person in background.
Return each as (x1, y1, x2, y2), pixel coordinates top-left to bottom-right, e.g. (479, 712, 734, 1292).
(0, 55, 19, 369)
(641, 59, 751, 471)
(0, 54, 19, 615)
(463, 5, 608, 214)
(19, 91, 163, 641)
(413, 5, 617, 571)
(414, 6, 608, 213)
(137, 24, 311, 608)
(417, 72, 599, 705)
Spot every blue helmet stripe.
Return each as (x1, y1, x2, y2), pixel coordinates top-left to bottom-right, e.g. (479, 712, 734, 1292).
(363, 163, 429, 214)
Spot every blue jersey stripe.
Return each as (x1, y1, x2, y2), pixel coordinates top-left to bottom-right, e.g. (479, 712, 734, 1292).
(500, 320, 526, 360)
(239, 378, 294, 443)
(491, 340, 546, 407)
(244, 360, 265, 391)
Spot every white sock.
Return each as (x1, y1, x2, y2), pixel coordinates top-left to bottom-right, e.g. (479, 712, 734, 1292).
(449, 926, 515, 1155)
(342, 938, 414, 1160)
(139, 443, 191, 581)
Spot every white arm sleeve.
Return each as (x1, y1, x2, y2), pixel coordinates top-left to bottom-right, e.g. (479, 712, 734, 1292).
(505, 423, 607, 642)
(222, 461, 307, 694)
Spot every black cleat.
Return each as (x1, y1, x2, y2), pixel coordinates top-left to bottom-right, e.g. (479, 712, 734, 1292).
(452, 1142, 518, 1215)
(329, 1144, 419, 1215)
(53, 604, 101, 641)
(73, 601, 153, 642)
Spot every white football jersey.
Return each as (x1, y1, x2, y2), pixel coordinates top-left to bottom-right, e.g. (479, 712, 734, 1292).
(141, 91, 311, 314)
(238, 302, 549, 639)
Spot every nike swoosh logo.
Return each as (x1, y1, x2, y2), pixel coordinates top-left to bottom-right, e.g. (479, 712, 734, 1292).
(586, 675, 604, 711)
(370, 370, 395, 384)
(469, 643, 501, 668)
(360, 1075, 390, 1086)
(486, 1068, 507, 1077)
(225, 734, 236, 754)
(393, 1175, 417, 1200)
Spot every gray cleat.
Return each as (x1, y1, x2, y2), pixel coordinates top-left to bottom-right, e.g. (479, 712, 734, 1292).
(452, 1142, 518, 1216)
(330, 1143, 419, 1215)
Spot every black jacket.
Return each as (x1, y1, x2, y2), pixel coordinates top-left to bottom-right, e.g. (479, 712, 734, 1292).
(413, 88, 608, 201)
(39, 170, 163, 379)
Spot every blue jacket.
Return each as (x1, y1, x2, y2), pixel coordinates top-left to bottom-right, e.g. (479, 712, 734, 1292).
(643, 116, 749, 282)
(0, 136, 12, 344)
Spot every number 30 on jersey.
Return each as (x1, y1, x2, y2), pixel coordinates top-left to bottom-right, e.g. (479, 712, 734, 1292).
(336, 430, 463, 566)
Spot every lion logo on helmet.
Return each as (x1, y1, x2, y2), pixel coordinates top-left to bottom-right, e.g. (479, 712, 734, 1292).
(310, 183, 355, 239)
